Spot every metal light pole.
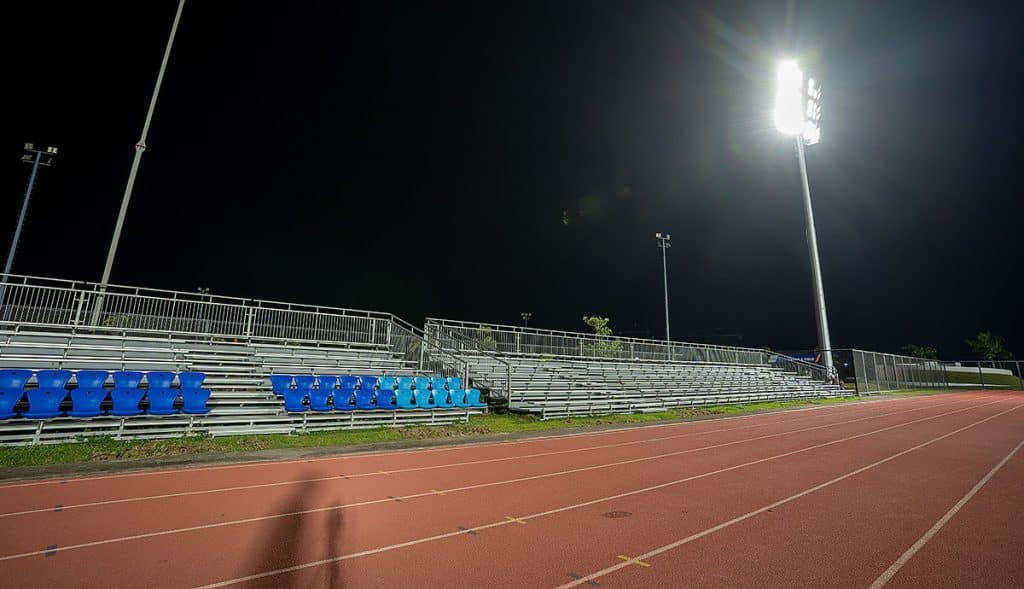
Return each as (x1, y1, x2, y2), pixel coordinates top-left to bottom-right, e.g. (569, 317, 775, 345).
(655, 232, 671, 342)
(5, 144, 58, 279)
(773, 60, 834, 381)
(92, 0, 186, 325)
(520, 312, 532, 328)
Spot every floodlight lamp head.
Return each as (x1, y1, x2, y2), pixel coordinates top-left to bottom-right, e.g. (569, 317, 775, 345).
(655, 232, 662, 238)
(773, 60, 823, 144)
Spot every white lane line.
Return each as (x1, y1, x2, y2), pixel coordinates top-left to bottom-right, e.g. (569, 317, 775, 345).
(0, 397, 965, 561)
(187, 399, 1005, 588)
(0, 395, 953, 518)
(555, 403, 1024, 589)
(0, 393, 928, 490)
(867, 436, 1024, 589)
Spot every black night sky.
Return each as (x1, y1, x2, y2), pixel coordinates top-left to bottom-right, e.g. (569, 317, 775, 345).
(5, 2, 1023, 358)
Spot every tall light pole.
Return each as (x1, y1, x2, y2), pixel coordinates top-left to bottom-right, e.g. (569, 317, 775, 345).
(773, 59, 834, 380)
(91, 0, 186, 325)
(520, 312, 532, 328)
(655, 232, 671, 342)
(1, 144, 58, 305)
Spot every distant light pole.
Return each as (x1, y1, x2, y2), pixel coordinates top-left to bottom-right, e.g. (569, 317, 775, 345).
(92, 0, 186, 325)
(1, 143, 58, 306)
(197, 287, 210, 333)
(655, 233, 671, 342)
(520, 312, 532, 328)
(773, 59, 834, 380)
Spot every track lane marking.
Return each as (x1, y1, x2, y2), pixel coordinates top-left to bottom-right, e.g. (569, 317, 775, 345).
(867, 436, 1024, 589)
(555, 403, 1024, 588)
(186, 399, 1004, 588)
(0, 393, 956, 490)
(0, 397, 989, 563)
(0, 396, 961, 518)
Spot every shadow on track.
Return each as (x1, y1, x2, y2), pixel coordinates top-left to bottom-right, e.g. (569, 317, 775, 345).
(247, 471, 347, 587)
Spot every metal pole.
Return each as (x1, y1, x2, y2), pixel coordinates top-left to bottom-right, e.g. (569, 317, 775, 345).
(92, 0, 186, 325)
(660, 240, 670, 342)
(4, 151, 42, 279)
(795, 139, 835, 382)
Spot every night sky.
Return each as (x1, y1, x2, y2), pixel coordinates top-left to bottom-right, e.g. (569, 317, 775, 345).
(5, 1, 1023, 358)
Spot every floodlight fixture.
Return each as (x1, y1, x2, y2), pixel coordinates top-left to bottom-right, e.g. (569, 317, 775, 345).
(773, 60, 823, 145)
(655, 232, 672, 342)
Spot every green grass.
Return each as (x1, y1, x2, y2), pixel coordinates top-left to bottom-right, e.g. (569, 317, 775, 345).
(942, 370, 1022, 389)
(0, 391, 945, 469)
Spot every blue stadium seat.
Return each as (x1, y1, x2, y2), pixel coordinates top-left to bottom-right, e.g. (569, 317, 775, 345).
(286, 376, 315, 413)
(111, 371, 145, 416)
(335, 376, 357, 411)
(270, 374, 293, 397)
(414, 389, 436, 409)
(430, 377, 448, 392)
(376, 388, 397, 410)
(355, 385, 376, 410)
(378, 376, 396, 392)
(451, 388, 469, 408)
(466, 389, 487, 408)
(69, 370, 109, 418)
(360, 375, 379, 391)
(25, 369, 73, 419)
(396, 376, 414, 391)
(179, 372, 211, 415)
(309, 376, 335, 412)
(395, 388, 416, 409)
(432, 386, 454, 408)
(145, 371, 179, 415)
(414, 376, 430, 393)
(446, 377, 463, 391)
(0, 369, 33, 419)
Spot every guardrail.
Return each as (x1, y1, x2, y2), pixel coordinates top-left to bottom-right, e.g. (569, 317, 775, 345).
(425, 317, 831, 383)
(0, 273, 392, 347)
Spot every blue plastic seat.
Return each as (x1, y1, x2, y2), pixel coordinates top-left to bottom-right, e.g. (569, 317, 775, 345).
(25, 369, 73, 419)
(432, 385, 454, 408)
(179, 372, 211, 415)
(111, 371, 145, 416)
(395, 388, 416, 409)
(145, 371, 179, 415)
(396, 376, 414, 391)
(69, 370, 109, 418)
(285, 375, 315, 413)
(430, 377, 447, 392)
(270, 374, 293, 397)
(466, 389, 487, 408)
(355, 386, 376, 410)
(335, 376, 357, 411)
(414, 389, 436, 409)
(447, 377, 463, 391)
(360, 375, 379, 391)
(0, 369, 33, 419)
(451, 388, 469, 408)
(376, 388, 397, 410)
(309, 375, 335, 412)
(378, 376, 396, 392)
(414, 376, 430, 393)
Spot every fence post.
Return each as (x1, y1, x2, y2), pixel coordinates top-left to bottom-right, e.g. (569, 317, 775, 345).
(1017, 360, 1023, 390)
(71, 289, 87, 328)
(978, 363, 985, 389)
(244, 306, 255, 339)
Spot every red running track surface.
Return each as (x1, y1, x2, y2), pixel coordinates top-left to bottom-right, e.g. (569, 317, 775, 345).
(0, 391, 1021, 588)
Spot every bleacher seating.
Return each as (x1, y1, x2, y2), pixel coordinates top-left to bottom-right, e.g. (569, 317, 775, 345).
(0, 324, 484, 444)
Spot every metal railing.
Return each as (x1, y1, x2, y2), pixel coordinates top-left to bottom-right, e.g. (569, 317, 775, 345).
(0, 273, 393, 347)
(422, 320, 513, 398)
(425, 317, 831, 383)
(848, 349, 949, 394)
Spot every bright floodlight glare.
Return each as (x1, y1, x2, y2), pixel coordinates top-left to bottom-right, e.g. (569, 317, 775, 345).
(773, 60, 805, 136)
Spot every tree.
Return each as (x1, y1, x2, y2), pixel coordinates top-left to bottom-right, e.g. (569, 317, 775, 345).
(581, 316, 622, 357)
(902, 345, 938, 359)
(966, 331, 1012, 366)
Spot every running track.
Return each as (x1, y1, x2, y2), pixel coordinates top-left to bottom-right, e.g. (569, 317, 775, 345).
(1, 391, 1021, 588)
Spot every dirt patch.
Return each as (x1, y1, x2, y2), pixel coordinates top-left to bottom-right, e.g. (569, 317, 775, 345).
(397, 424, 491, 439)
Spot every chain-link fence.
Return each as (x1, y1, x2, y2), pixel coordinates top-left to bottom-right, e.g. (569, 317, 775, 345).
(848, 349, 947, 393)
(940, 360, 1024, 390)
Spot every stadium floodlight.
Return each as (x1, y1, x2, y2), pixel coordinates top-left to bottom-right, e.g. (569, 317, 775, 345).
(655, 233, 671, 343)
(3, 143, 58, 291)
(520, 312, 532, 328)
(92, 0, 186, 326)
(774, 59, 834, 382)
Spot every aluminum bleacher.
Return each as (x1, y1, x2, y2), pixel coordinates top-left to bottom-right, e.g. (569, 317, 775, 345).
(0, 275, 485, 445)
(425, 318, 848, 419)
